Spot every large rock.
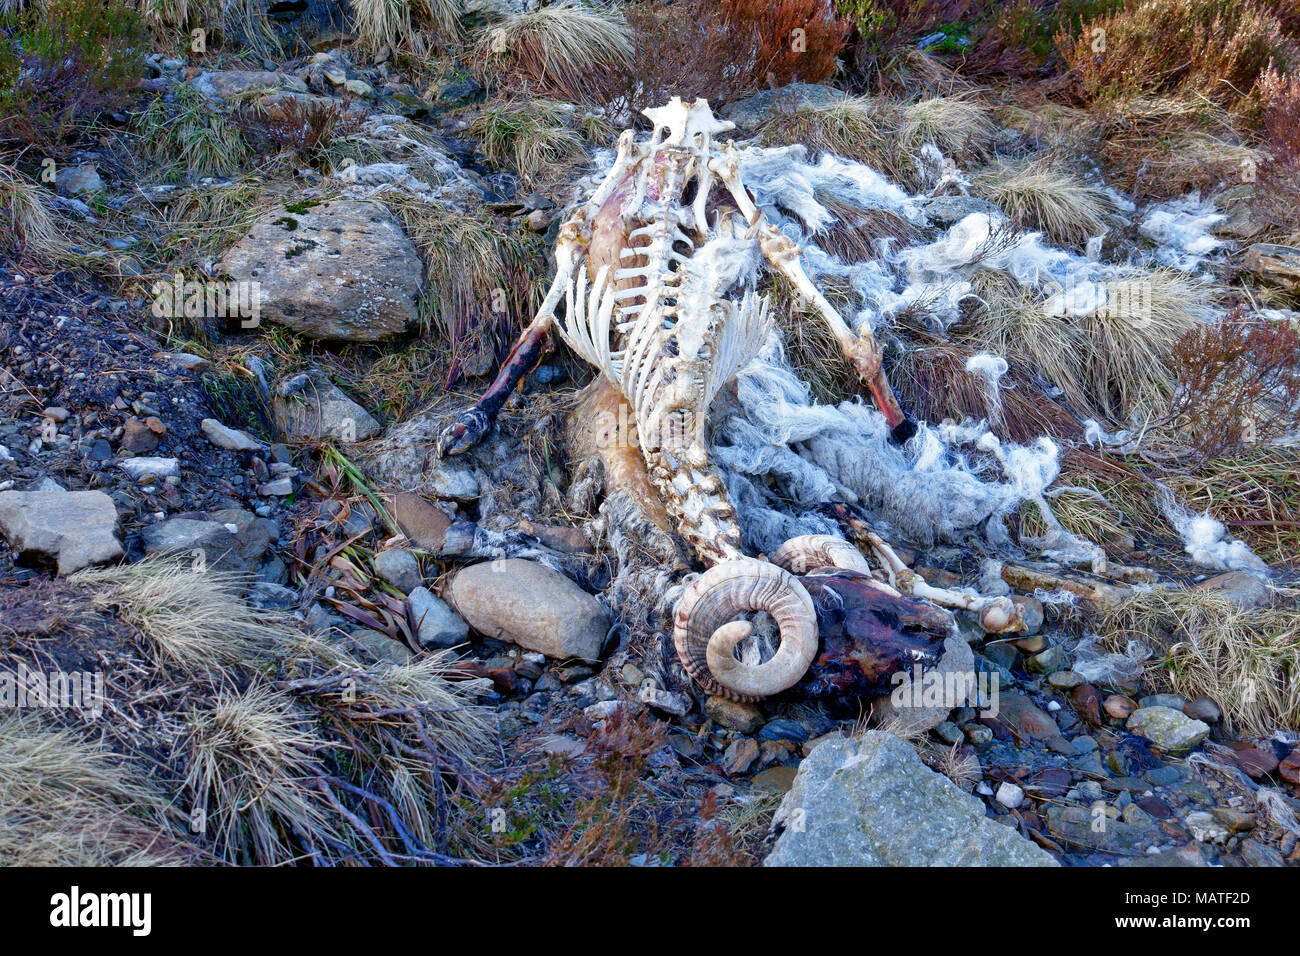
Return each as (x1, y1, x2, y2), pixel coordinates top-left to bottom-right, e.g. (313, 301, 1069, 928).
(1127, 706, 1210, 753)
(1192, 570, 1271, 611)
(220, 200, 423, 342)
(1243, 243, 1300, 293)
(446, 558, 609, 661)
(190, 70, 309, 101)
(765, 732, 1058, 866)
(0, 490, 123, 575)
(272, 377, 380, 443)
(141, 509, 273, 574)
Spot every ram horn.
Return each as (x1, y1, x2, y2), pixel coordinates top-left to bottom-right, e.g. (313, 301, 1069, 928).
(672, 558, 817, 701)
(769, 534, 874, 576)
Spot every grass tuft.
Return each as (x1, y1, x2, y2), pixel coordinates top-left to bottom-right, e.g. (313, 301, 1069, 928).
(474, 0, 633, 105)
(1103, 587, 1300, 735)
(974, 155, 1116, 247)
(71, 557, 293, 674)
(0, 716, 190, 866)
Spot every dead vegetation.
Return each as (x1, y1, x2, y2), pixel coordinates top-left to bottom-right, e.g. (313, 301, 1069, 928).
(0, 560, 494, 866)
(974, 155, 1116, 247)
(474, 0, 633, 104)
(1057, 0, 1291, 108)
(0, 716, 194, 866)
(1104, 586, 1300, 735)
(387, 197, 546, 384)
(0, 161, 73, 260)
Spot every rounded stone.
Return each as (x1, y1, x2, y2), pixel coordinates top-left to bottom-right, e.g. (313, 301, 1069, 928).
(447, 558, 609, 662)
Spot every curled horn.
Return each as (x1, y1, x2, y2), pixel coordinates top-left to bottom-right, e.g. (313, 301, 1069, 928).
(672, 558, 817, 702)
(769, 534, 873, 575)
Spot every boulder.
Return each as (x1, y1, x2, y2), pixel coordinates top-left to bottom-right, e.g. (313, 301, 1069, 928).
(0, 490, 123, 575)
(1127, 706, 1210, 753)
(141, 510, 272, 575)
(1243, 243, 1300, 293)
(190, 70, 309, 101)
(220, 200, 423, 342)
(765, 732, 1058, 866)
(1192, 570, 1271, 611)
(446, 558, 609, 662)
(272, 377, 380, 443)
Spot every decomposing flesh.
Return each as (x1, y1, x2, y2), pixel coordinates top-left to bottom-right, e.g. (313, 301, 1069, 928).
(440, 98, 1022, 701)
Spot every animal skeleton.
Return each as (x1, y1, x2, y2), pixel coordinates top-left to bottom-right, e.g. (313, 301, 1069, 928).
(440, 98, 1022, 701)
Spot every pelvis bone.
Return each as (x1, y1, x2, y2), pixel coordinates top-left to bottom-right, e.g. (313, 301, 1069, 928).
(440, 98, 1020, 701)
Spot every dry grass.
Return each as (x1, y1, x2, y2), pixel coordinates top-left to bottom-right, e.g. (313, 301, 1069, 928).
(389, 197, 545, 383)
(759, 92, 994, 188)
(4, 560, 498, 866)
(767, 274, 859, 404)
(0, 161, 72, 260)
(920, 741, 981, 792)
(468, 97, 588, 187)
(961, 264, 1219, 425)
(183, 682, 340, 866)
(1078, 267, 1216, 420)
(760, 95, 890, 161)
(1103, 587, 1300, 735)
(135, 85, 250, 180)
(0, 716, 190, 866)
(71, 558, 291, 673)
(1165, 448, 1300, 567)
(898, 94, 996, 163)
(1019, 483, 1133, 557)
(1091, 93, 1261, 200)
(759, 95, 907, 182)
(964, 269, 1094, 417)
(974, 155, 1116, 247)
(474, 0, 633, 105)
(350, 0, 462, 55)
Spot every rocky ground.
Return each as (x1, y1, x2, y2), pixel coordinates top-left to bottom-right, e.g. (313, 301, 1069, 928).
(3, 252, 1296, 866)
(2, 0, 1299, 867)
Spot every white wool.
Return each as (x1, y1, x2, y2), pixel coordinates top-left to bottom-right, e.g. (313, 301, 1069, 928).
(1138, 194, 1225, 271)
(1256, 788, 1300, 837)
(1070, 632, 1150, 685)
(1156, 488, 1268, 573)
(1044, 278, 1109, 317)
(977, 559, 1011, 596)
(736, 144, 922, 232)
(334, 160, 481, 207)
(709, 333, 1098, 557)
(965, 352, 1008, 428)
(1080, 418, 1132, 447)
(1032, 587, 1079, 610)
